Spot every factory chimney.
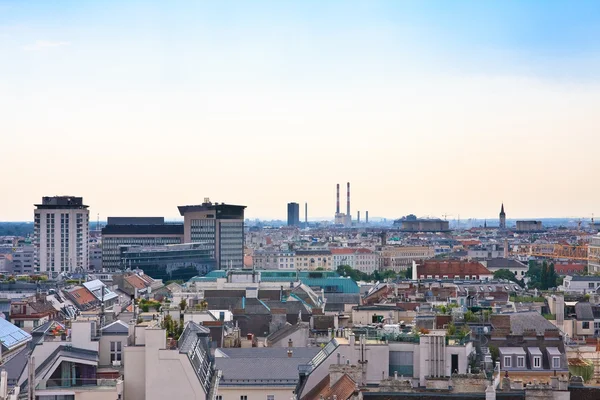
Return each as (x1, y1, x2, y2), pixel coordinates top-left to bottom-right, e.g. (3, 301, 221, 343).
(366, 211, 369, 224)
(305, 203, 308, 226)
(336, 184, 340, 214)
(346, 182, 350, 217)
(358, 211, 360, 223)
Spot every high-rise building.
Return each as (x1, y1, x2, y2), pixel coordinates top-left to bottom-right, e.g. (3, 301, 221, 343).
(499, 203, 506, 229)
(34, 196, 89, 275)
(178, 198, 246, 270)
(287, 202, 300, 226)
(101, 217, 184, 271)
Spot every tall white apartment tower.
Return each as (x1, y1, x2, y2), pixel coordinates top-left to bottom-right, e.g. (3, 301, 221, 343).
(34, 196, 89, 275)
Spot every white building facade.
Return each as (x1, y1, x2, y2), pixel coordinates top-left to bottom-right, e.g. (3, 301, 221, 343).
(34, 196, 89, 275)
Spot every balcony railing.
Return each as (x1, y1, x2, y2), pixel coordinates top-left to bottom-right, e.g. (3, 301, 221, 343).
(36, 378, 119, 390)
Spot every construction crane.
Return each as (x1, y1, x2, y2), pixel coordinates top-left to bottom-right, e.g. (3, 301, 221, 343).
(511, 243, 599, 262)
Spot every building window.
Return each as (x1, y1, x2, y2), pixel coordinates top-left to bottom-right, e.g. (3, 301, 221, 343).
(583, 322, 590, 329)
(517, 356, 524, 368)
(553, 357, 560, 369)
(589, 283, 595, 289)
(110, 341, 122, 362)
(504, 356, 511, 368)
(216, 397, 222, 400)
(533, 356, 541, 368)
(267, 396, 275, 400)
(241, 397, 248, 400)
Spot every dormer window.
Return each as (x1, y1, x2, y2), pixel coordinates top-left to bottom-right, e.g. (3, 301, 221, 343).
(533, 356, 541, 368)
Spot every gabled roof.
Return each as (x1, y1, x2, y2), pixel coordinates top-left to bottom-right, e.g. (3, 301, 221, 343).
(67, 287, 98, 308)
(100, 320, 129, 334)
(83, 279, 119, 302)
(125, 274, 148, 290)
(302, 374, 357, 400)
(508, 311, 559, 335)
(417, 260, 492, 277)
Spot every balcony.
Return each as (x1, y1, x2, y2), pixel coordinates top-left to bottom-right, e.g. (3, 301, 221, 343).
(36, 378, 121, 390)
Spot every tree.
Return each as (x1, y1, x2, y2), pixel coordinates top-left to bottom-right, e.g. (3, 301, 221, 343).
(404, 266, 413, 279)
(489, 344, 499, 364)
(540, 261, 548, 290)
(547, 263, 557, 289)
(179, 299, 187, 311)
(493, 269, 518, 283)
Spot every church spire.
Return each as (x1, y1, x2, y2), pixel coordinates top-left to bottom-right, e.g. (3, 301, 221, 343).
(499, 203, 506, 229)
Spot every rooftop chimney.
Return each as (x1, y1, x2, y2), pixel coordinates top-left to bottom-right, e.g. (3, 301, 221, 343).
(336, 184, 340, 214)
(287, 349, 293, 358)
(288, 338, 293, 348)
(346, 182, 350, 217)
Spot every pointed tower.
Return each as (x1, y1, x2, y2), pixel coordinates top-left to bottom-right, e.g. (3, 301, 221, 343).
(499, 203, 506, 229)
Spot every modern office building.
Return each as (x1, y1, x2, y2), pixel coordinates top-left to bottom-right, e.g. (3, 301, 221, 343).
(119, 243, 216, 281)
(101, 217, 184, 271)
(11, 246, 35, 275)
(287, 202, 300, 226)
(33, 196, 89, 275)
(178, 199, 246, 270)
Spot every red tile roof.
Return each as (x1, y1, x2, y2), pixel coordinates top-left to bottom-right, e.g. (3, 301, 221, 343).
(302, 374, 357, 400)
(417, 260, 491, 278)
(555, 263, 585, 274)
(125, 274, 148, 290)
(355, 248, 373, 254)
(330, 248, 355, 255)
(67, 286, 97, 307)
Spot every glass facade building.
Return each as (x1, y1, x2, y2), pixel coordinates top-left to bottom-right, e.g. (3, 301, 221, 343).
(120, 243, 216, 281)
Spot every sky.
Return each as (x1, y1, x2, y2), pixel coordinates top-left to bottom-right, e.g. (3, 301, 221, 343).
(1, 0, 600, 221)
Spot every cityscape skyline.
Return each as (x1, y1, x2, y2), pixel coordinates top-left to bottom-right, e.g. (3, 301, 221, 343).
(2, 1, 600, 220)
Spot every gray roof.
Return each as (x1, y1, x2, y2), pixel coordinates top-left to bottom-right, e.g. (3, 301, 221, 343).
(178, 321, 210, 354)
(324, 293, 361, 304)
(216, 347, 320, 359)
(100, 320, 129, 334)
(2, 347, 29, 384)
(547, 347, 561, 356)
(527, 347, 542, 355)
(486, 258, 527, 269)
(569, 276, 600, 281)
(266, 323, 309, 346)
(508, 312, 558, 335)
(216, 356, 315, 385)
(499, 347, 526, 355)
(575, 302, 594, 321)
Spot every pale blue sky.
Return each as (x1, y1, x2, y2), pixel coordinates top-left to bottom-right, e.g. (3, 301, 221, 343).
(1, 1, 599, 221)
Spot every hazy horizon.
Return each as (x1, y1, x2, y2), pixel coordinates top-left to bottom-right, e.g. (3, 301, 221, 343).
(2, 1, 599, 221)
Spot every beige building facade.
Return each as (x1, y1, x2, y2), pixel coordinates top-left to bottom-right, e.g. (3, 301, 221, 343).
(379, 246, 434, 272)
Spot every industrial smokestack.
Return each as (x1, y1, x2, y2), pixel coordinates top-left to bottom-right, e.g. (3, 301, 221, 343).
(336, 184, 340, 214)
(358, 211, 360, 223)
(366, 211, 369, 224)
(305, 202, 308, 226)
(346, 182, 350, 217)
